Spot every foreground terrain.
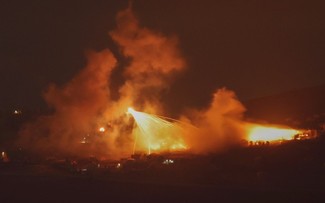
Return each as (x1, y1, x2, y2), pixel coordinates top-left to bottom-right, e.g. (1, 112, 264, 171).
(1, 137, 325, 202)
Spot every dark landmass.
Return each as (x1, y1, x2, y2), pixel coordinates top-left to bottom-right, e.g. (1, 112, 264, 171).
(1, 136, 325, 202)
(244, 84, 325, 129)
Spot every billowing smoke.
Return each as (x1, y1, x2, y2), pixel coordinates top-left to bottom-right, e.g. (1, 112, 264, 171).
(183, 88, 247, 153)
(18, 6, 185, 159)
(19, 6, 259, 159)
(109, 6, 185, 113)
(19, 50, 117, 157)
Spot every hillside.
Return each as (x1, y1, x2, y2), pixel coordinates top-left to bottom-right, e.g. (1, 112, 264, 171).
(244, 84, 325, 129)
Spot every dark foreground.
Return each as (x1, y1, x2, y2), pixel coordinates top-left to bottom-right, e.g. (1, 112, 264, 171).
(1, 139, 325, 203)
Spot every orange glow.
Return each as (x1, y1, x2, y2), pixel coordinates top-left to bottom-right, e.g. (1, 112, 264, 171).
(247, 125, 301, 142)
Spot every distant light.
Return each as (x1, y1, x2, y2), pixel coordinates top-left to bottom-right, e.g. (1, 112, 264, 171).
(1, 151, 9, 162)
(80, 137, 87, 144)
(99, 127, 105, 132)
(116, 163, 121, 169)
(162, 159, 174, 165)
(13, 110, 22, 115)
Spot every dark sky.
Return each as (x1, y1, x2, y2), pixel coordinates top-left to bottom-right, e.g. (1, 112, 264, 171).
(1, 0, 324, 111)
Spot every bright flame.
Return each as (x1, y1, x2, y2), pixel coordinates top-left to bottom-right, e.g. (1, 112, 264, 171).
(127, 107, 135, 114)
(99, 127, 105, 132)
(248, 125, 301, 142)
(128, 108, 187, 154)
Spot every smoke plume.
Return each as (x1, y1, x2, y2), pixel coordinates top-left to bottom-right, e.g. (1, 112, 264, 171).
(19, 6, 186, 159)
(183, 88, 247, 153)
(19, 5, 259, 159)
(109, 6, 185, 113)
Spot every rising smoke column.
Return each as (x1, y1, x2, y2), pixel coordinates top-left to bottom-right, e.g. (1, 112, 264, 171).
(109, 6, 186, 114)
(101, 6, 187, 156)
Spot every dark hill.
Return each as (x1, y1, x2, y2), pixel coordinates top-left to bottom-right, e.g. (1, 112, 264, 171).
(243, 84, 325, 129)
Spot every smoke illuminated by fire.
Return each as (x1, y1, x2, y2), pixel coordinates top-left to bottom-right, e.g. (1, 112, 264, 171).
(18, 6, 303, 159)
(127, 107, 187, 154)
(19, 6, 186, 159)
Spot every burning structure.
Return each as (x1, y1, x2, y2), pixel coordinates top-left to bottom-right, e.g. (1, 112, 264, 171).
(18, 6, 308, 160)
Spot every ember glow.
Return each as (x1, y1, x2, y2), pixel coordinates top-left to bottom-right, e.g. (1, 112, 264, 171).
(247, 125, 301, 142)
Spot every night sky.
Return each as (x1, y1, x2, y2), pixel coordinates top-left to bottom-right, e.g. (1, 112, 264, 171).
(1, 0, 324, 111)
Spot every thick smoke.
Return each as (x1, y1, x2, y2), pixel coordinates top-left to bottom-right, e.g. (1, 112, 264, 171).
(19, 7, 185, 159)
(19, 50, 117, 157)
(19, 6, 254, 159)
(109, 6, 185, 114)
(183, 88, 247, 153)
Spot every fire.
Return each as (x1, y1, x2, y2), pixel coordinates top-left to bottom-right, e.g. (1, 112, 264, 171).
(18, 6, 317, 159)
(127, 108, 187, 154)
(247, 125, 301, 142)
(127, 107, 135, 114)
(99, 127, 105, 132)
